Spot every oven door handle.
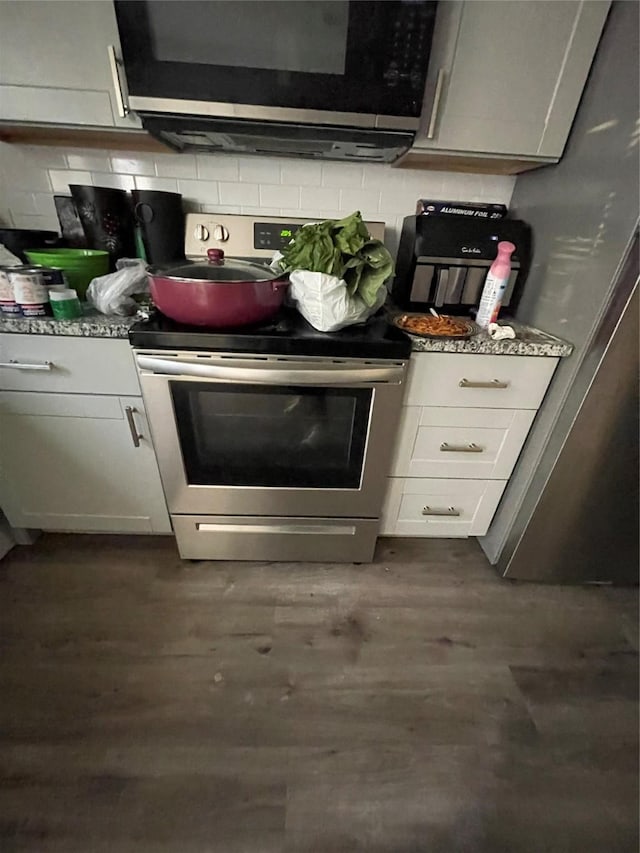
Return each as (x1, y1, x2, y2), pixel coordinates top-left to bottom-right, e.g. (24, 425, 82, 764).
(136, 356, 404, 385)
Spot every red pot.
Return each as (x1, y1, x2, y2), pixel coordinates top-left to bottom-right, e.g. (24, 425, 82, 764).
(148, 249, 289, 327)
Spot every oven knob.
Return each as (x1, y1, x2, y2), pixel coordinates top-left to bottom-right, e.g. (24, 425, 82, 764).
(212, 224, 229, 242)
(194, 224, 209, 242)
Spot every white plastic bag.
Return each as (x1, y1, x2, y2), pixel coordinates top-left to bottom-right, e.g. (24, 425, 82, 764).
(86, 258, 149, 316)
(288, 270, 386, 333)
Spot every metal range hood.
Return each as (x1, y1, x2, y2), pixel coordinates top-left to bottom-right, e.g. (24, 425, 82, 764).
(139, 112, 416, 163)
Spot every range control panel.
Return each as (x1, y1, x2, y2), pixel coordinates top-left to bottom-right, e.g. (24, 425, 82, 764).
(185, 213, 385, 260)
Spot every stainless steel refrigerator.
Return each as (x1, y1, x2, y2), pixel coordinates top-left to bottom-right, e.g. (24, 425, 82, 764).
(479, 0, 639, 583)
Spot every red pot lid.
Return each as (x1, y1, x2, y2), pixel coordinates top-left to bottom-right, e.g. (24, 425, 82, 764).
(156, 249, 280, 283)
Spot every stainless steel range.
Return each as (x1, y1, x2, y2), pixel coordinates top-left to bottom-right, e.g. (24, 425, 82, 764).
(130, 214, 410, 561)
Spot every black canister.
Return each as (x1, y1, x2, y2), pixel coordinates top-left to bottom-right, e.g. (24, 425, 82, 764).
(131, 190, 185, 265)
(69, 185, 136, 270)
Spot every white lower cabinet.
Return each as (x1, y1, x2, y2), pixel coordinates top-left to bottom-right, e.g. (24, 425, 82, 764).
(381, 478, 507, 537)
(0, 391, 171, 534)
(382, 351, 558, 538)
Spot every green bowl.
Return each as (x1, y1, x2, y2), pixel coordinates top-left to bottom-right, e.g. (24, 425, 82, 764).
(24, 249, 109, 299)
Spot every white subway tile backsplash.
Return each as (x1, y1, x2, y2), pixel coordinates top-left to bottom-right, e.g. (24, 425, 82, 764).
(177, 179, 219, 204)
(33, 193, 57, 218)
(10, 213, 58, 231)
(135, 176, 179, 192)
(219, 182, 259, 206)
(259, 184, 299, 209)
(110, 156, 155, 176)
(0, 143, 516, 258)
(403, 171, 446, 197)
(196, 155, 239, 181)
(2, 165, 52, 193)
(378, 186, 417, 215)
(300, 185, 340, 212)
(155, 154, 197, 179)
(321, 163, 364, 188)
(66, 153, 111, 172)
(281, 159, 322, 186)
(23, 147, 68, 169)
(6, 191, 36, 216)
(340, 188, 380, 214)
(239, 157, 281, 184)
(48, 170, 92, 193)
(279, 208, 307, 218)
(362, 164, 399, 189)
(201, 204, 241, 215)
(92, 172, 136, 190)
(240, 205, 280, 217)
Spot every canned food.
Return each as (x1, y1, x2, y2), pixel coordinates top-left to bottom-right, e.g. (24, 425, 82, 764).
(0, 265, 24, 316)
(36, 266, 67, 288)
(9, 266, 52, 317)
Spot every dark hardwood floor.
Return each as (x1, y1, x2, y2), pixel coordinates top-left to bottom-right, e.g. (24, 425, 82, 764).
(0, 534, 637, 852)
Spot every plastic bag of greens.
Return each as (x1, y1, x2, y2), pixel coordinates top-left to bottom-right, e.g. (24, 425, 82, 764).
(288, 269, 387, 332)
(280, 212, 393, 331)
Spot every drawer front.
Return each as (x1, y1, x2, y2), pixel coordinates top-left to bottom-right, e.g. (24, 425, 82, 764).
(172, 515, 378, 562)
(381, 477, 507, 537)
(406, 353, 558, 409)
(0, 334, 140, 395)
(392, 406, 536, 479)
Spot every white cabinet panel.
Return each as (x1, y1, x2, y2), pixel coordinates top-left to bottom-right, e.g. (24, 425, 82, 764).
(0, 85, 116, 127)
(405, 353, 558, 410)
(415, 0, 609, 160)
(0, 392, 171, 533)
(392, 406, 536, 479)
(0, 0, 140, 128)
(0, 335, 140, 396)
(381, 477, 507, 538)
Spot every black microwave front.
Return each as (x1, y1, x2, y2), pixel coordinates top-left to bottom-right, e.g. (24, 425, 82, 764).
(114, 0, 438, 132)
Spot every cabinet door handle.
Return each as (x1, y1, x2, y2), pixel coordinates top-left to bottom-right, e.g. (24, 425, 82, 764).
(422, 506, 460, 517)
(426, 68, 445, 139)
(459, 378, 509, 389)
(125, 405, 142, 447)
(0, 360, 53, 371)
(107, 44, 130, 118)
(440, 442, 484, 453)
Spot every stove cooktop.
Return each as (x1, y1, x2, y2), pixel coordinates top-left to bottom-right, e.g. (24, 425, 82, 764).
(129, 307, 411, 360)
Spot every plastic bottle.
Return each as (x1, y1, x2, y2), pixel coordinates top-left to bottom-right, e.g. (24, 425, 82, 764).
(475, 241, 516, 328)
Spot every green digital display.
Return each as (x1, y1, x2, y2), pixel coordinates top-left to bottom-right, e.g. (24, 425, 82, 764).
(254, 222, 299, 250)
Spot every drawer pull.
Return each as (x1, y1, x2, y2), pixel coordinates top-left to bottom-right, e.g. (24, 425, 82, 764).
(422, 506, 460, 517)
(0, 360, 53, 371)
(459, 378, 509, 389)
(440, 442, 484, 453)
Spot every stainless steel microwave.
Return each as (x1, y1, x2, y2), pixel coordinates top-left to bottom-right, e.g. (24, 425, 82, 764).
(114, 0, 438, 162)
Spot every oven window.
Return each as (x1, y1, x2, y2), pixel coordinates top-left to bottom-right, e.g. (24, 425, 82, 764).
(170, 382, 372, 489)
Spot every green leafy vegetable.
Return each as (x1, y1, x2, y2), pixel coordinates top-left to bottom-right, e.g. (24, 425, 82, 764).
(280, 211, 394, 307)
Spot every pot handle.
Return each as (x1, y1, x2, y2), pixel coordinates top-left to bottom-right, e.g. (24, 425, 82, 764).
(271, 278, 289, 291)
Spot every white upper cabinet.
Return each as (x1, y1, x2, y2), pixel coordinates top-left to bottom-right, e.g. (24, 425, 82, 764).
(413, 0, 610, 161)
(0, 0, 140, 129)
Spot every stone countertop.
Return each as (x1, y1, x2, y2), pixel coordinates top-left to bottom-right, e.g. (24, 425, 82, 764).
(0, 309, 136, 338)
(0, 310, 573, 357)
(406, 320, 573, 357)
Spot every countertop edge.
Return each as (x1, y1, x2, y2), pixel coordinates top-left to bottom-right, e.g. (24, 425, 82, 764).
(0, 315, 574, 357)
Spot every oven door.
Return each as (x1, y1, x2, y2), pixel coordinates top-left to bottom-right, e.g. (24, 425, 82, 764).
(135, 351, 407, 518)
(115, 1, 437, 127)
